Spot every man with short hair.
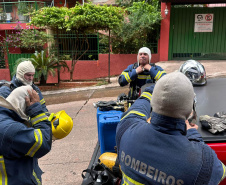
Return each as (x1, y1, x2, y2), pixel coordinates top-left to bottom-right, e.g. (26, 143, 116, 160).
(0, 60, 48, 114)
(0, 85, 52, 184)
(118, 47, 166, 100)
(116, 72, 226, 185)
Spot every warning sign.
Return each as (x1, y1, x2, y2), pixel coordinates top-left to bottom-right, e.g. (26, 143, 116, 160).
(194, 14, 214, 32)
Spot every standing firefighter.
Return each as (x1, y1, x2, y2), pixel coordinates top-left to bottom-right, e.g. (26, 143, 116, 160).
(118, 47, 166, 100)
(0, 85, 52, 185)
(0, 60, 49, 114)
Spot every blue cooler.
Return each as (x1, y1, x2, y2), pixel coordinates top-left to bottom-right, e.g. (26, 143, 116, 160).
(96, 108, 123, 142)
(98, 112, 123, 154)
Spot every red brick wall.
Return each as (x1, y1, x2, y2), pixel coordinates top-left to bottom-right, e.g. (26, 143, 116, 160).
(0, 53, 159, 83)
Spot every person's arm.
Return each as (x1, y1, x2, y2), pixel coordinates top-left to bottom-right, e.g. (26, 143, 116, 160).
(118, 84, 154, 127)
(32, 84, 49, 115)
(185, 120, 204, 142)
(0, 85, 12, 98)
(116, 84, 154, 151)
(144, 64, 166, 81)
(118, 64, 138, 87)
(185, 120, 226, 184)
(2, 90, 52, 159)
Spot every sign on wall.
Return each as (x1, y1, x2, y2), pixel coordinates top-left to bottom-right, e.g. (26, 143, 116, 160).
(194, 14, 214, 32)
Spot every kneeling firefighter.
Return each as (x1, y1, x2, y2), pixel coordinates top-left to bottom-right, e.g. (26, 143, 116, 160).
(49, 110, 73, 140)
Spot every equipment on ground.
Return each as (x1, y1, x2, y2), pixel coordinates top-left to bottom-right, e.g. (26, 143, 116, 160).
(179, 60, 207, 86)
(99, 152, 118, 171)
(200, 114, 226, 134)
(50, 110, 73, 140)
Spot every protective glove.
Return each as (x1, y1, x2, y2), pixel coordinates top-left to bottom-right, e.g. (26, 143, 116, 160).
(214, 111, 226, 119)
(199, 115, 226, 134)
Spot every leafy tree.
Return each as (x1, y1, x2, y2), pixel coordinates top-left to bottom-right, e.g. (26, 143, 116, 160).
(100, 0, 162, 54)
(0, 22, 53, 53)
(29, 4, 124, 81)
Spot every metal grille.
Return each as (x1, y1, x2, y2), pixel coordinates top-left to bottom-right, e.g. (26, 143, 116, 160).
(53, 30, 99, 61)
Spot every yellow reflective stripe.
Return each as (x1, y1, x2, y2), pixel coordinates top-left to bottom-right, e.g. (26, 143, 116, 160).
(122, 171, 144, 185)
(137, 75, 151, 79)
(40, 99, 45, 105)
(126, 73, 132, 83)
(0, 156, 8, 185)
(121, 110, 146, 120)
(154, 70, 166, 81)
(26, 129, 43, 157)
(220, 162, 226, 182)
(33, 170, 41, 185)
(122, 72, 132, 83)
(140, 92, 152, 101)
(31, 113, 48, 125)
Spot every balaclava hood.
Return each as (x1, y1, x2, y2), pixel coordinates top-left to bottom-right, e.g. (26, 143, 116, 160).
(137, 47, 152, 65)
(151, 72, 194, 120)
(6, 85, 33, 120)
(16, 61, 35, 85)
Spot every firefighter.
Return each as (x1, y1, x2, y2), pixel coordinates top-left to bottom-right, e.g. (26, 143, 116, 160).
(0, 60, 49, 114)
(116, 72, 226, 185)
(0, 85, 52, 185)
(118, 47, 166, 100)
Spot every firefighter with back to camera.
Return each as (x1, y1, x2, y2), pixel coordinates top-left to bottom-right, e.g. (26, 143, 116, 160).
(116, 72, 226, 185)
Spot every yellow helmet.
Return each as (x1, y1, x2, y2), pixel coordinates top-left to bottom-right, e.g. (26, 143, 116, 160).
(51, 110, 73, 140)
(98, 152, 117, 170)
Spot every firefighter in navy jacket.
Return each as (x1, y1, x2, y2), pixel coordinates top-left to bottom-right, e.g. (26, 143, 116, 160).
(0, 85, 52, 185)
(116, 72, 226, 185)
(0, 60, 49, 114)
(118, 47, 166, 99)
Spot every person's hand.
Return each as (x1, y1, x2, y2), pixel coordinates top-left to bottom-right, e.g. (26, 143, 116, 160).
(25, 89, 40, 107)
(136, 66, 144, 74)
(185, 120, 198, 130)
(143, 64, 151, 71)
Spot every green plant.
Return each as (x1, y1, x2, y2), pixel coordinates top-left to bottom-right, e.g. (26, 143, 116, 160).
(29, 3, 124, 81)
(17, 1, 43, 16)
(96, 80, 108, 86)
(0, 22, 53, 52)
(13, 50, 69, 85)
(100, 1, 161, 53)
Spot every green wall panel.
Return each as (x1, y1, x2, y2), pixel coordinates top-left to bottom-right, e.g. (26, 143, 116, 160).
(169, 7, 226, 60)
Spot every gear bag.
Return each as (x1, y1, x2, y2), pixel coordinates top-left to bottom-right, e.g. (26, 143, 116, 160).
(200, 111, 226, 134)
(82, 161, 121, 185)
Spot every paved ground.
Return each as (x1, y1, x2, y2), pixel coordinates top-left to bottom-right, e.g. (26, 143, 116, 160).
(39, 60, 226, 185)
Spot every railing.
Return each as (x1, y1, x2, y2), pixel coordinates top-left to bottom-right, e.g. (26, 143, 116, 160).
(0, 1, 46, 24)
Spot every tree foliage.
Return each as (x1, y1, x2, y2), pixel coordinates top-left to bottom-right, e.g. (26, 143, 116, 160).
(100, 0, 162, 54)
(0, 22, 53, 52)
(30, 3, 124, 32)
(29, 3, 124, 81)
(30, 6, 69, 29)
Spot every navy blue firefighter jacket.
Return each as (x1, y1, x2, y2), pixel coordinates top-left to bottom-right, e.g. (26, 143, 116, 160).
(0, 99, 52, 185)
(116, 85, 226, 185)
(118, 63, 166, 99)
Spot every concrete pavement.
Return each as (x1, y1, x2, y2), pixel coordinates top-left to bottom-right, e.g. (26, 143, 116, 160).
(39, 60, 226, 185)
